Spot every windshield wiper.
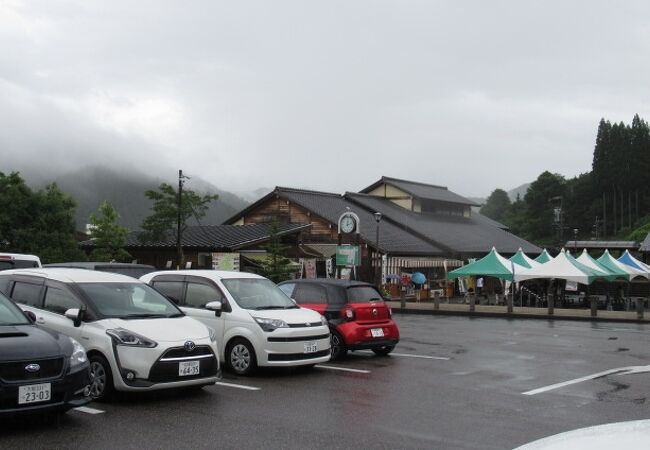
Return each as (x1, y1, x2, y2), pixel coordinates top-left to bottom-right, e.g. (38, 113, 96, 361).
(254, 306, 288, 310)
(120, 313, 169, 319)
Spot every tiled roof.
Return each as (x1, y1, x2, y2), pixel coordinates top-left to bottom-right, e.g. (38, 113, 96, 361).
(345, 192, 540, 255)
(640, 233, 650, 252)
(277, 188, 445, 256)
(361, 176, 479, 207)
(80, 223, 311, 251)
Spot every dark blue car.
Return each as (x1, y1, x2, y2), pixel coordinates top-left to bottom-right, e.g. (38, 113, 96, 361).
(0, 292, 91, 416)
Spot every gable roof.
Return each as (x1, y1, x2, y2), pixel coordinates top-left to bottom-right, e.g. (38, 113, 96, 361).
(80, 223, 311, 251)
(360, 176, 479, 207)
(640, 232, 650, 252)
(345, 192, 540, 254)
(276, 188, 445, 256)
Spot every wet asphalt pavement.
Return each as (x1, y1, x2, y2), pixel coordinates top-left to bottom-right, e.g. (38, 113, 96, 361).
(2, 314, 650, 449)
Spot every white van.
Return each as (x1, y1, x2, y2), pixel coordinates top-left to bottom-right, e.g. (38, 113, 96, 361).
(0, 253, 42, 271)
(140, 270, 331, 375)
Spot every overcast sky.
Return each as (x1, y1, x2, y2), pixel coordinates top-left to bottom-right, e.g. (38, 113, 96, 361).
(2, 1, 650, 198)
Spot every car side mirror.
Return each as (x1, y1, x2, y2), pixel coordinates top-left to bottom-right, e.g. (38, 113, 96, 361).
(65, 306, 85, 327)
(24, 310, 36, 322)
(205, 301, 223, 317)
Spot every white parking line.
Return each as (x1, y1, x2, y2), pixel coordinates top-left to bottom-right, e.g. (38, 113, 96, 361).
(522, 365, 650, 395)
(215, 381, 261, 391)
(357, 350, 450, 360)
(389, 352, 450, 360)
(315, 365, 371, 374)
(73, 406, 105, 415)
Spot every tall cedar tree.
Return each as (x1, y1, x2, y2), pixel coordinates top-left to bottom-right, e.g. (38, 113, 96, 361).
(480, 189, 511, 223)
(258, 221, 293, 283)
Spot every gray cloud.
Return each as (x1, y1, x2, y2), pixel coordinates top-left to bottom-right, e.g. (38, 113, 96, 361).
(2, 0, 650, 197)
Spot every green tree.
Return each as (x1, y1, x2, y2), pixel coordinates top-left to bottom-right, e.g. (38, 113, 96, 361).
(141, 183, 218, 242)
(480, 189, 511, 223)
(88, 201, 131, 262)
(0, 174, 85, 263)
(522, 171, 567, 245)
(258, 221, 293, 283)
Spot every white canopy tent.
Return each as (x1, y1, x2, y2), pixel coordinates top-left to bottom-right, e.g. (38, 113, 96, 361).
(514, 249, 610, 285)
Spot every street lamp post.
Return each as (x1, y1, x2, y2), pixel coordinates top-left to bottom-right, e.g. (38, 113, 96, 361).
(374, 212, 382, 287)
(573, 228, 579, 254)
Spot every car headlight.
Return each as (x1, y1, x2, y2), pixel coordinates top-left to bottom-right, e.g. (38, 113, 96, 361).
(253, 317, 288, 332)
(320, 315, 328, 326)
(207, 327, 217, 343)
(69, 337, 88, 369)
(106, 328, 158, 348)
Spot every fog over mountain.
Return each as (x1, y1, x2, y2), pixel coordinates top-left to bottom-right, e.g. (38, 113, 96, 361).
(21, 166, 249, 231)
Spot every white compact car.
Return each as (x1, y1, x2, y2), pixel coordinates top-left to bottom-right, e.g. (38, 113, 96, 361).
(0, 269, 221, 400)
(140, 270, 331, 375)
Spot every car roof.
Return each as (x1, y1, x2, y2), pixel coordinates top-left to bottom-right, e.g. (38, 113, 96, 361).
(280, 278, 374, 288)
(0, 253, 41, 262)
(141, 270, 265, 282)
(0, 268, 146, 284)
(44, 262, 155, 269)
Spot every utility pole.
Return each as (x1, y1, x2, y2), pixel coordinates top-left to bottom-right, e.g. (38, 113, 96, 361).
(176, 169, 185, 270)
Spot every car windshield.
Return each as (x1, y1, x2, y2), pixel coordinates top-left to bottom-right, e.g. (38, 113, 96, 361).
(221, 278, 297, 310)
(77, 282, 183, 319)
(0, 293, 30, 326)
(347, 286, 384, 303)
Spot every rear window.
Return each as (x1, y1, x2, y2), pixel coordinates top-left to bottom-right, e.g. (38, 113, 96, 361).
(11, 281, 43, 307)
(346, 286, 383, 304)
(0, 260, 39, 270)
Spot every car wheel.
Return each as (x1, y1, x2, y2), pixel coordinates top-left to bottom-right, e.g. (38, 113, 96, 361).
(227, 338, 257, 376)
(330, 330, 347, 360)
(372, 345, 395, 356)
(89, 354, 114, 401)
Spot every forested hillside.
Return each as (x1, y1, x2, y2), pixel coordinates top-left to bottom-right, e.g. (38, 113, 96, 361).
(481, 114, 650, 246)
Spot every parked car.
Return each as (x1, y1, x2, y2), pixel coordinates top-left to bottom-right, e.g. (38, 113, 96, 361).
(277, 279, 400, 360)
(0, 268, 220, 400)
(0, 253, 42, 271)
(44, 262, 155, 279)
(0, 290, 91, 416)
(140, 270, 331, 376)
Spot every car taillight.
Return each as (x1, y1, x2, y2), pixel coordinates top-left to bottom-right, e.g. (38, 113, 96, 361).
(344, 308, 355, 321)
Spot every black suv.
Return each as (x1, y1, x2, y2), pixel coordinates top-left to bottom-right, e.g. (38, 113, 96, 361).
(0, 292, 91, 416)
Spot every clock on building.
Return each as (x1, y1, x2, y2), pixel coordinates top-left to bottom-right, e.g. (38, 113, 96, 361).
(340, 214, 357, 234)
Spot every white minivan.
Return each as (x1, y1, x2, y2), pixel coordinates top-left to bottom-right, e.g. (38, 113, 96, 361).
(140, 270, 331, 375)
(0, 268, 221, 400)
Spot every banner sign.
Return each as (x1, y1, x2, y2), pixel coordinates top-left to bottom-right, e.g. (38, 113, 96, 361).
(211, 252, 240, 271)
(336, 245, 361, 266)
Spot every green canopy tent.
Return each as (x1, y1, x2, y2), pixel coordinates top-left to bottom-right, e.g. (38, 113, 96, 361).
(509, 248, 540, 269)
(534, 249, 552, 264)
(448, 247, 526, 282)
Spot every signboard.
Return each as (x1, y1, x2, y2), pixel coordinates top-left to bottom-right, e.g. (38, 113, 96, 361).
(299, 258, 317, 279)
(336, 245, 361, 266)
(211, 252, 240, 271)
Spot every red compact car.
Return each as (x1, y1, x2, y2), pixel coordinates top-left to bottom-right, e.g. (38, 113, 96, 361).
(278, 279, 399, 360)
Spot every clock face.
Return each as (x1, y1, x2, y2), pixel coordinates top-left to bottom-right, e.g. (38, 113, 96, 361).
(341, 216, 356, 233)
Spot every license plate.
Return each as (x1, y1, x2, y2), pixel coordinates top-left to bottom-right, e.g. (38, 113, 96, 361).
(371, 328, 384, 338)
(179, 360, 200, 376)
(303, 342, 318, 353)
(18, 383, 51, 405)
